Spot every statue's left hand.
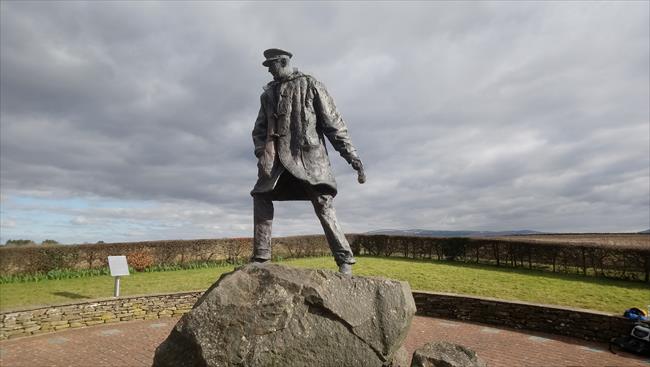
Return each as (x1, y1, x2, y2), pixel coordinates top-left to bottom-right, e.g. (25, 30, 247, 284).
(351, 158, 366, 184)
(357, 167, 366, 184)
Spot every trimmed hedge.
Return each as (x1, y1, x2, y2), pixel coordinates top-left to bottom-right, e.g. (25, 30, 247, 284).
(1, 234, 647, 282)
(350, 235, 650, 282)
(0, 235, 342, 276)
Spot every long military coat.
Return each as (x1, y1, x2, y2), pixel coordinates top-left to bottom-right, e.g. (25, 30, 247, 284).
(251, 70, 358, 200)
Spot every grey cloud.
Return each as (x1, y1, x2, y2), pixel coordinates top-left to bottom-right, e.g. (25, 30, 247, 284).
(1, 1, 648, 243)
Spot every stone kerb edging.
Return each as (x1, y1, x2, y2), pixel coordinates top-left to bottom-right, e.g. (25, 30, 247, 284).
(1, 290, 633, 343)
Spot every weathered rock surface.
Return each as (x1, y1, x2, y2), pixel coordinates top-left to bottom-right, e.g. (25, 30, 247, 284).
(153, 263, 416, 367)
(390, 346, 411, 367)
(410, 341, 487, 367)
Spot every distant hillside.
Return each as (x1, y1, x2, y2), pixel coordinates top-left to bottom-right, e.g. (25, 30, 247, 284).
(640, 229, 650, 234)
(365, 229, 545, 238)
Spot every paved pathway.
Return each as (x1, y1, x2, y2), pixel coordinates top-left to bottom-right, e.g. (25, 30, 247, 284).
(1, 315, 648, 367)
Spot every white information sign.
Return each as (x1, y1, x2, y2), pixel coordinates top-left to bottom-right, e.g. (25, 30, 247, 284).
(108, 256, 130, 276)
(108, 256, 129, 297)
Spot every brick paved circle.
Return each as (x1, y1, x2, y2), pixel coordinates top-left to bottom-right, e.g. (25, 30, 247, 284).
(0, 315, 648, 366)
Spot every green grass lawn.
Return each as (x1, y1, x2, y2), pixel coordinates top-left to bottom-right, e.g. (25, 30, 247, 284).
(1, 256, 648, 314)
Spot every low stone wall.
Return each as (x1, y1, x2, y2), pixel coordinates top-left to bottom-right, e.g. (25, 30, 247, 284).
(1, 290, 634, 343)
(414, 291, 635, 343)
(1, 292, 201, 340)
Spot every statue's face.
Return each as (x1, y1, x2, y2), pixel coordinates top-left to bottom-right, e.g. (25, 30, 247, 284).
(267, 58, 291, 80)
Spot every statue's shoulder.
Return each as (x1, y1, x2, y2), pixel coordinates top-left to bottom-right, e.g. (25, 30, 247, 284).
(288, 71, 315, 86)
(298, 74, 329, 95)
(260, 71, 317, 95)
(261, 81, 274, 94)
(308, 76, 330, 95)
(301, 73, 320, 86)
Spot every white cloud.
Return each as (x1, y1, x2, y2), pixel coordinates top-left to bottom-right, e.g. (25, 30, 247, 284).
(0, 218, 17, 228)
(71, 216, 89, 225)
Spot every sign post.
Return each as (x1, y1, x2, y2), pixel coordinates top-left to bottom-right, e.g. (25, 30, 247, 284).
(107, 256, 130, 297)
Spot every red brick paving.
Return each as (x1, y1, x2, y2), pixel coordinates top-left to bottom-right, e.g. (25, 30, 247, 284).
(403, 317, 649, 367)
(0, 315, 648, 367)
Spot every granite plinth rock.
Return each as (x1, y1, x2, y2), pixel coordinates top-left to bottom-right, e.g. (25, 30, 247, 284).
(153, 263, 416, 367)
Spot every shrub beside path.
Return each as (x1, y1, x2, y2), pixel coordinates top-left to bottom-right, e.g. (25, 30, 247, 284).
(0, 315, 647, 367)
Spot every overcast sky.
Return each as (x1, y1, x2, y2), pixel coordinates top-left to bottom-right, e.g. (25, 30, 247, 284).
(1, 1, 648, 244)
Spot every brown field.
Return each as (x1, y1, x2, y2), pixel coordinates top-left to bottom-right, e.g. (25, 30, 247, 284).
(489, 233, 650, 250)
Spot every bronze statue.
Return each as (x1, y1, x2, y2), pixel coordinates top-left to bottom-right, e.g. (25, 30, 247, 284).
(251, 48, 365, 275)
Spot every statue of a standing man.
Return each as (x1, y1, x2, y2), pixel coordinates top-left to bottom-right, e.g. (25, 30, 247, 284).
(250, 48, 366, 275)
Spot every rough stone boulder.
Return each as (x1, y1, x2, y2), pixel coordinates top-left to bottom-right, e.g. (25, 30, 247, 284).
(153, 263, 416, 367)
(410, 342, 487, 367)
